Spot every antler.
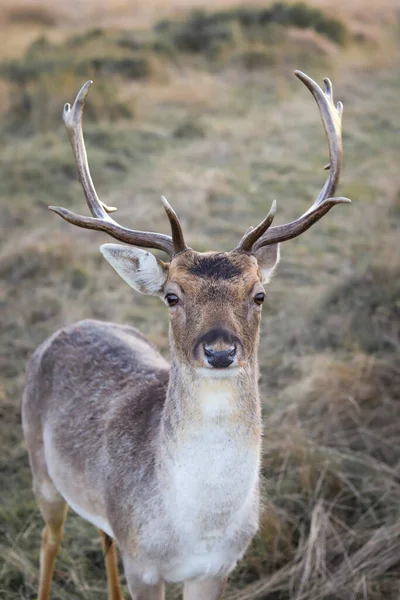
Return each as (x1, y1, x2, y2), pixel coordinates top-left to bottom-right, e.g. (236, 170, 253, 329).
(237, 70, 351, 252)
(49, 81, 188, 258)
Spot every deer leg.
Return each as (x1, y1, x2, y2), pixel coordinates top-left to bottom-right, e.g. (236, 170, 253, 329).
(37, 497, 68, 600)
(123, 557, 165, 600)
(126, 578, 164, 600)
(183, 577, 227, 600)
(136, 582, 164, 600)
(99, 530, 124, 600)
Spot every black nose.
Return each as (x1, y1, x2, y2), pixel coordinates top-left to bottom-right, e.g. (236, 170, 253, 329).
(204, 346, 236, 368)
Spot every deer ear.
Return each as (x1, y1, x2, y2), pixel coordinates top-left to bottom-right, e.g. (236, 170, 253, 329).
(100, 244, 168, 295)
(254, 243, 280, 284)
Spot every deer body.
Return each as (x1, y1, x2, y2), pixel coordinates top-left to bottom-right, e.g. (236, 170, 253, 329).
(24, 314, 260, 591)
(23, 72, 350, 600)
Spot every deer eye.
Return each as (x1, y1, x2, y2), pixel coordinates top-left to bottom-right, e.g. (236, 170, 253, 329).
(165, 293, 179, 307)
(254, 292, 265, 306)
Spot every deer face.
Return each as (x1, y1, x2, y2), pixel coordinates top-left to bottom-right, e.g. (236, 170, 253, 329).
(100, 245, 280, 375)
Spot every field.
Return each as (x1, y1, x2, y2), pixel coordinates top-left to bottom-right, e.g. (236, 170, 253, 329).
(0, 0, 399, 598)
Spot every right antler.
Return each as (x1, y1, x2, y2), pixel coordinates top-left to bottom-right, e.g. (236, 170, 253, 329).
(49, 81, 189, 258)
(237, 71, 351, 252)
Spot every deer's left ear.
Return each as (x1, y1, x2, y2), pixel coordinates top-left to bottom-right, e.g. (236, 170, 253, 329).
(100, 244, 169, 295)
(254, 243, 280, 284)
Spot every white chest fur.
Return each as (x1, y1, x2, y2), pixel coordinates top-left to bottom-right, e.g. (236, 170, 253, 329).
(160, 377, 260, 581)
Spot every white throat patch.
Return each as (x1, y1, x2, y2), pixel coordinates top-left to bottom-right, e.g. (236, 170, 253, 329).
(197, 377, 236, 418)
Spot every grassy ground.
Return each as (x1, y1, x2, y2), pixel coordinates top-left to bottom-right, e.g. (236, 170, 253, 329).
(0, 1, 399, 599)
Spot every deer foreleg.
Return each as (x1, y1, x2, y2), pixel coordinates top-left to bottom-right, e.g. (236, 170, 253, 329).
(183, 576, 227, 600)
(99, 530, 124, 600)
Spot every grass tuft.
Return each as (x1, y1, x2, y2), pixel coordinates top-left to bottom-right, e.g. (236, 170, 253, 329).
(308, 264, 400, 354)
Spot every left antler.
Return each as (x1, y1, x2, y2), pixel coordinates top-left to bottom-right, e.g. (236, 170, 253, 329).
(236, 70, 351, 253)
(49, 81, 188, 258)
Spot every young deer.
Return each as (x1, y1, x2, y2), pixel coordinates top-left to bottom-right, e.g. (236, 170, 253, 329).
(22, 71, 350, 600)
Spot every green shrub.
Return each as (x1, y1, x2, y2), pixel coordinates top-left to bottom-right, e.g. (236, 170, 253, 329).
(155, 2, 349, 57)
(156, 9, 235, 57)
(1, 33, 154, 86)
(0, 33, 140, 132)
(4, 74, 133, 133)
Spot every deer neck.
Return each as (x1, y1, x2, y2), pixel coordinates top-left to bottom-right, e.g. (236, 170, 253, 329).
(159, 349, 262, 457)
(156, 350, 262, 531)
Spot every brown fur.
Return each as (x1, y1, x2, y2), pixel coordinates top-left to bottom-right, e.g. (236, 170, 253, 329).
(165, 250, 264, 369)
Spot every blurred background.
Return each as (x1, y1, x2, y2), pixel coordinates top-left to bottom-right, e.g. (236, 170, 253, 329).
(0, 0, 399, 598)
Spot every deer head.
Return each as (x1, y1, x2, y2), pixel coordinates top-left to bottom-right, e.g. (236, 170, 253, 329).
(50, 72, 350, 376)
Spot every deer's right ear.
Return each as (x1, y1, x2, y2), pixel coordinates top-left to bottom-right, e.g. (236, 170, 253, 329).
(254, 243, 280, 284)
(100, 244, 169, 296)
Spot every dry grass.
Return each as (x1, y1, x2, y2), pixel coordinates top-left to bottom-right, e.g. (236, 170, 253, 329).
(1, 1, 400, 599)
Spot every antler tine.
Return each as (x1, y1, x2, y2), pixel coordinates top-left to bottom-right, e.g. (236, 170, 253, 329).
(49, 206, 175, 254)
(161, 196, 189, 255)
(49, 81, 180, 258)
(236, 71, 351, 252)
(252, 196, 350, 250)
(236, 200, 276, 252)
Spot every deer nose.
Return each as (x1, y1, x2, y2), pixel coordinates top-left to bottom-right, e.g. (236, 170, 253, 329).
(204, 345, 236, 368)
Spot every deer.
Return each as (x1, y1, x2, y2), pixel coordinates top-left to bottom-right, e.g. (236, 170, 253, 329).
(22, 70, 350, 600)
